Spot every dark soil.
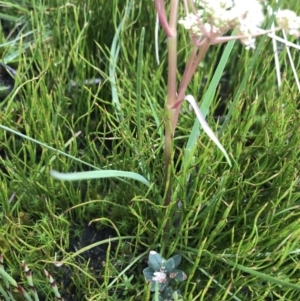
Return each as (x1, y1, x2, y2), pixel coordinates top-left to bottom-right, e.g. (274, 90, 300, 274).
(0, 63, 16, 100)
(56, 223, 117, 301)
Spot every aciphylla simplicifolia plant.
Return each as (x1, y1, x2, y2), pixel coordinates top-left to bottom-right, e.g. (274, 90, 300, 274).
(0, 254, 63, 301)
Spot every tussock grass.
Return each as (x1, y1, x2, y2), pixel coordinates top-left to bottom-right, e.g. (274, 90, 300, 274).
(0, 0, 300, 300)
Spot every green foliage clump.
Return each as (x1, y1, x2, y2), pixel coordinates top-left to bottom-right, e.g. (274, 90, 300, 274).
(0, 0, 300, 300)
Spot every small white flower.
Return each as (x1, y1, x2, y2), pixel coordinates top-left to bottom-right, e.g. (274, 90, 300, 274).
(152, 271, 167, 283)
(232, 0, 265, 26)
(178, 13, 200, 32)
(276, 9, 300, 36)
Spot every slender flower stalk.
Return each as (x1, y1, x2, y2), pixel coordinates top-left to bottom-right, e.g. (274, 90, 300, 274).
(161, 0, 179, 239)
(172, 41, 210, 128)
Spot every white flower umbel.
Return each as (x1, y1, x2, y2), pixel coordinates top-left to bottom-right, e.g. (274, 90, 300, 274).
(179, 0, 300, 49)
(276, 9, 300, 36)
(231, 1, 264, 49)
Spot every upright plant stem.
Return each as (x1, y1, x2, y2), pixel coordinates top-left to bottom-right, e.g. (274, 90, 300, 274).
(164, 37, 177, 206)
(164, 0, 179, 238)
(171, 42, 210, 130)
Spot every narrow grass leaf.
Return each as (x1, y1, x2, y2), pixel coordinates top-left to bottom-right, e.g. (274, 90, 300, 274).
(50, 170, 150, 187)
(136, 27, 145, 141)
(182, 38, 235, 167)
(0, 125, 98, 170)
(109, 0, 133, 121)
(220, 258, 300, 291)
(185, 94, 231, 166)
(145, 89, 163, 140)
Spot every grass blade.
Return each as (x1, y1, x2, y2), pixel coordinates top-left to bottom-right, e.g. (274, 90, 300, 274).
(136, 27, 145, 142)
(50, 170, 150, 187)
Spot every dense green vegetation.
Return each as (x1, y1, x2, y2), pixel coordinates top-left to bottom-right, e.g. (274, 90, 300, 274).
(0, 0, 300, 300)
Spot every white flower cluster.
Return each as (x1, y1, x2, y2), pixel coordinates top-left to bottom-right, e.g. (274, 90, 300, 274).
(276, 9, 300, 36)
(178, 0, 300, 49)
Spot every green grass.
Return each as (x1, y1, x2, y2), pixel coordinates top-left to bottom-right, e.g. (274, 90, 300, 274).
(1, 0, 300, 300)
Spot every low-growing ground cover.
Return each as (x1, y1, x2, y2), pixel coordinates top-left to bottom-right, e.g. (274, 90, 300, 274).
(0, 0, 300, 300)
